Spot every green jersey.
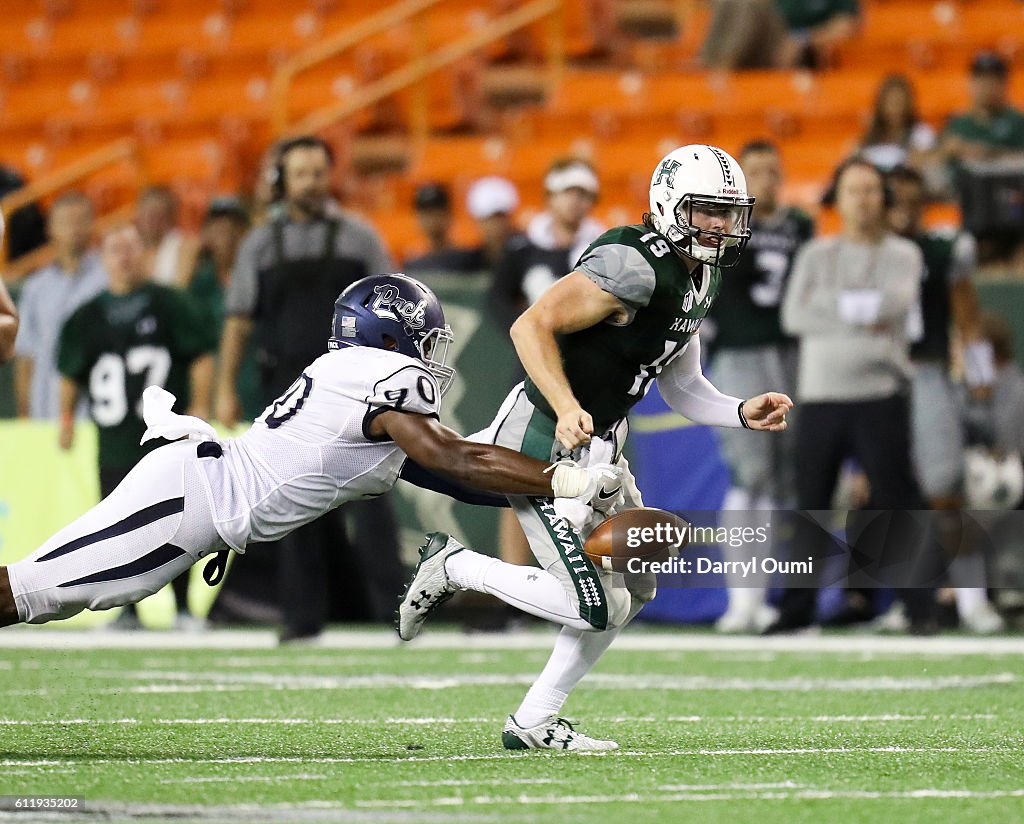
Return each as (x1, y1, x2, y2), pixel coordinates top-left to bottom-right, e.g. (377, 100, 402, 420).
(524, 224, 721, 432)
(776, 0, 859, 29)
(709, 206, 814, 349)
(58, 282, 217, 469)
(944, 106, 1024, 152)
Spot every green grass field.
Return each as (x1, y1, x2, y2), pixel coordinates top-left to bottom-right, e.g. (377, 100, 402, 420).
(0, 628, 1022, 823)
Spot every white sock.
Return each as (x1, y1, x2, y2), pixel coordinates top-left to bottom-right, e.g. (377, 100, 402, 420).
(719, 490, 773, 601)
(954, 587, 987, 617)
(444, 549, 592, 630)
(950, 553, 988, 617)
(514, 595, 645, 728)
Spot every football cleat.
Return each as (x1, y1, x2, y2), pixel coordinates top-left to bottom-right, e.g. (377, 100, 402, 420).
(501, 715, 618, 752)
(395, 532, 464, 641)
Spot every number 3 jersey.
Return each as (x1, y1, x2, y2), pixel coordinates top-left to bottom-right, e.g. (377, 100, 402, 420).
(523, 224, 721, 432)
(708, 206, 814, 350)
(57, 283, 217, 469)
(199, 346, 441, 552)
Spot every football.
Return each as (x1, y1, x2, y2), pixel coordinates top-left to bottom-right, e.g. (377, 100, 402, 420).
(584, 507, 690, 572)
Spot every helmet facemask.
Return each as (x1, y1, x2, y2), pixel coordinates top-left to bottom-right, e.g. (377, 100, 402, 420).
(657, 194, 754, 268)
(417, 324, 456, 397)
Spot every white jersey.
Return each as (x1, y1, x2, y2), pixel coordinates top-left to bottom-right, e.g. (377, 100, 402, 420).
(199, 347, 441, 551)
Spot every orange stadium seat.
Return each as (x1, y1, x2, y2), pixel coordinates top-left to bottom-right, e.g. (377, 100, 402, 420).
(0, 0, 1021, 248)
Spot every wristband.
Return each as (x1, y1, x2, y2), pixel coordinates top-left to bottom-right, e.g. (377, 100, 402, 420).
(738, 401, 752, 430)
(548, 461, 587, 498)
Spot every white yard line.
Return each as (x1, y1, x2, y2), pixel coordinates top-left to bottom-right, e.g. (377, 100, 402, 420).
(0, 628, 1023, 655)
(0, 746, 1013, 769)
(27, 670, 1016, 694)
(355, 788, 1024, 807)
(0, 713, 997, 727)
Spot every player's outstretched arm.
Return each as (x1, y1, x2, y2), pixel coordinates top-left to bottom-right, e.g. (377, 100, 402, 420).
(376, 410, 620, 500)
(658, 335, 793, 431)
(510, 272, 623, 451)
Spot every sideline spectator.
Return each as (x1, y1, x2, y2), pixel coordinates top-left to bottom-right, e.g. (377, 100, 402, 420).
(14, 191, 106, 419)
(886, 164, 1003, 634)
(702, 0, 860, 70)
(859, 75, 941, 188)
(135, 185, 200, 286)
(467, 176, 521, 276)
(404, 183, 484, 275)
(0, 165, 47, 260)
(491, 158, 604, 327)
(941, 53, 1024, 170)
(708, 140, 813, 633)
(214, 135, 402, 643)
(57, 225, 216, 630)
(771, 157, 932, 634)
(940, 52, 1024, 265)
(186, 197, 261, 421)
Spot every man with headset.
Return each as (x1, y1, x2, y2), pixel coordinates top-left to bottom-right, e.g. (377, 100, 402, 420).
(770, 157, 933, 634)
(214, 135, 399, 642)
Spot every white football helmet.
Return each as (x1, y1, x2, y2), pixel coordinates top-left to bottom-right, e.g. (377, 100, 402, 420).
(645, 144, 755, 268)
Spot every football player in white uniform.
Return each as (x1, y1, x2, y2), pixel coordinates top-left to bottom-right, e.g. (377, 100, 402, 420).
(0, 274, 621, 628)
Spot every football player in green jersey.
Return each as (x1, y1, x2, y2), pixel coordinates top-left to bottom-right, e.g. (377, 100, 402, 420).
(707, 140, 814, 633)
(57, 225, 217, 629)
(398, 145, 794, 751)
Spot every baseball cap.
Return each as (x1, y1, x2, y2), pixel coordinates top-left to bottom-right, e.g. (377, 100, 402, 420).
(414, 182, 451, 211)
(971, 51, 1008, 78)
(466, 176, 519, 219)
(544, 161, 599, 196)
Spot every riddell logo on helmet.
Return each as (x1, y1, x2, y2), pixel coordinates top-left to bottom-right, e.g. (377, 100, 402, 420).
(720, 186, 742, 195)
(371, 284, 427, 329)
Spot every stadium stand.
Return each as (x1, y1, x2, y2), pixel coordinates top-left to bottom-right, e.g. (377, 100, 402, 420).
(0, 0, 1021, 263)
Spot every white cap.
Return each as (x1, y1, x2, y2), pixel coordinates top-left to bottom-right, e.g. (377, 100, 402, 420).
(467, 176, 519, 220)
(544, 162, 599, 196)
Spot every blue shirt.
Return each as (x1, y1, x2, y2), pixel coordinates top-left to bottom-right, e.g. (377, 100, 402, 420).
(14, 251, 108, 419)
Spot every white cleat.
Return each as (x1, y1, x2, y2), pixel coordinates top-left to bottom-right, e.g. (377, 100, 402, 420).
(870, 603, 910, 634)
(395, 532, 464, 641)
(715, 604, 779, 634)
(961, 602, 1005, 635)
(501, 715, 619, 752)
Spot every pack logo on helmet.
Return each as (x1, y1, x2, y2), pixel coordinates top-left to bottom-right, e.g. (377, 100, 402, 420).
(371, 284, 427, 329)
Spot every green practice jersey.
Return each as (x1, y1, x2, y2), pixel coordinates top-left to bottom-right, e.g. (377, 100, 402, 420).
(524, 224, 721, 432)
(58, 282, 217, 469)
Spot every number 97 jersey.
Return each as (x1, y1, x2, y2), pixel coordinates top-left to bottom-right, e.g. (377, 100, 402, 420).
(200, 346, 441, 551)
(523, 223, 722, 433)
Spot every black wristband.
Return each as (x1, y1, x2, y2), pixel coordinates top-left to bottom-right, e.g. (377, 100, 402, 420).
(738, 400, 752, 429)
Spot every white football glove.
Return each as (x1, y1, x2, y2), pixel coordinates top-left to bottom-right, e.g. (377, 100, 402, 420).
(549, 460, 624, 511)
